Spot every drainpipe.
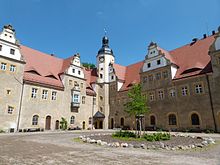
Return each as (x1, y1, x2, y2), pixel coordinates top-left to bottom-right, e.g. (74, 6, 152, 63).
(16, 79, 24, 132)
(206, 74, 217, 132)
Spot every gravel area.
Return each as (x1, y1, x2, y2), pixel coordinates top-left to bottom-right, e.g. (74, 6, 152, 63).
(0, 131, 220, 165)
(88, 135, 203, 148)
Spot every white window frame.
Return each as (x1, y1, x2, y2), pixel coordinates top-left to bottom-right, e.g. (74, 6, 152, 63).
(51, 91, 57, 100)
(8, 106, 14, 114)
(73, 94, 79, 103)
(149, 93, 155, 101)
(182, 86, 188, 96)
(32, 115, 39, 125)
(42, 90, 48, 100)
(31, 88, 37, 98)
(9, 65, 16, 72)
(1, 63, 6, 70)
(70, 116, 75, 124)
(195, 84, 203, 94)
(169, 89, 176, 97)
(158, 90, 164, 100)
(10, 48, 15, 55)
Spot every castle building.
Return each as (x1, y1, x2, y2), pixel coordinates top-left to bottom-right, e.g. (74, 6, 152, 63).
(0, 24, 220, 132)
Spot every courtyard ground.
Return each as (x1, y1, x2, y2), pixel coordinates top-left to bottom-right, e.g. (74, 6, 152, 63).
(0, 130, 220, 165)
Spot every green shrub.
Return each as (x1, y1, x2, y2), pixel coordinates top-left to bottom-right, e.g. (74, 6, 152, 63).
(0, 129, 5, 133)
(143, 133, 171, 141)
(112, 130, 136, 138)
(60, 117, 67, 130)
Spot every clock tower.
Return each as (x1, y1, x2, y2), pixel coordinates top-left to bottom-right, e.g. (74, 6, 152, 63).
(95, 36, 115, 129)
(96, 36, 115, 83)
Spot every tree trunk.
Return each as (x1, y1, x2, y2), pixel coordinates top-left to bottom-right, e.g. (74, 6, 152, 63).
(139, 118, 142, 138)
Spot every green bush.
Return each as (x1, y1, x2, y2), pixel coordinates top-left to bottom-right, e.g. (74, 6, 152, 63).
(0, 129, 5, 133)
(112, 130, 136, 138)
(143, 133, 171, 141)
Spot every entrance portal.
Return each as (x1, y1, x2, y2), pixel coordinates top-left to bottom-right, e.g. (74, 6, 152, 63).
(55, 120, 59, 130)
(45, 115, 51, 130)
(82, 121, 85, 130)
(93, 111, 105, 129)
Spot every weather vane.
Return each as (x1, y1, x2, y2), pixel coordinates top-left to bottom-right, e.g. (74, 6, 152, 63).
(104, 28, 107, 36)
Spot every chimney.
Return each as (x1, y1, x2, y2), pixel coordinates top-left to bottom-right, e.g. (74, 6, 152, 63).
(190, 38, 198, 46)
(212, 30, 215, 35)
(203, 34, 207, 39)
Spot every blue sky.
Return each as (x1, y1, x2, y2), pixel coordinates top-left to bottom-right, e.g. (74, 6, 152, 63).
(0, 0, 219, 66)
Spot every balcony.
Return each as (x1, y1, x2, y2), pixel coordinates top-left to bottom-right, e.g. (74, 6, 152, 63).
(71, 102, 80, 112)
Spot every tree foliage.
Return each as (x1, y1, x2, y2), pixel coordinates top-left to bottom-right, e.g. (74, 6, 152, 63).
(124, 84, 149, 116)
(60, 117, 68, 130)
(82, 62, 96, 69)
(124, 84, 149, 136)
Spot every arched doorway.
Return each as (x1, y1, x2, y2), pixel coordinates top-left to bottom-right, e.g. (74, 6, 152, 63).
(82, 121, 85, 130)
(55, 120, 59, 130)
(191, 113, 200, 125)
(45, 115, 51, 130)
(111, 118, 114, 129)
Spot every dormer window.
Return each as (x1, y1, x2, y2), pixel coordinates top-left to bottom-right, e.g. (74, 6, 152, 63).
(147, 63, 151, 68)
(157, 59, 161, 65)
(10, 49, 15, 55)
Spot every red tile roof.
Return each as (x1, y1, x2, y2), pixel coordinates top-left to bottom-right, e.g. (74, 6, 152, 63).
(21, 45, 65, 89)
(170, 36, 214, 79)
(113, 63, 126, 80)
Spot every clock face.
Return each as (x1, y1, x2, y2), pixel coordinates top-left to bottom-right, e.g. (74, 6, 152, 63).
(99, 57, 104, 62)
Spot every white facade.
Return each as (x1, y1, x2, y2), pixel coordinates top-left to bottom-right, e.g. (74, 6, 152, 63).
(0, 25, 22, 61)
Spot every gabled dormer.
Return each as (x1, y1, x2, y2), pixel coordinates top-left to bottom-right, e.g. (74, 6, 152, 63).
(0, 25, 22, 61)
(66, 53, 85, 79)
(142, 42, 177, 79)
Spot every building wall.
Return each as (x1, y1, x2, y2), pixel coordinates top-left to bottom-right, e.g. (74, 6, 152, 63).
(0, 57, 24, 132)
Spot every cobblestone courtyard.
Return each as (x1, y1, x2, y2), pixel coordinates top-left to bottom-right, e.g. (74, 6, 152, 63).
(0, 130, 220, 165)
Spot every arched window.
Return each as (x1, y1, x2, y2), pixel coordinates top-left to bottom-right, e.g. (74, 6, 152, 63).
(191, 113, 200, 125)
(120, 117, 124, 126)
(82, 96, 86, 104)
(168, 114, 177, 125)
(32, 115, 39, 125)
(150, 115, 156, 125)
(70, 116, 75, 124)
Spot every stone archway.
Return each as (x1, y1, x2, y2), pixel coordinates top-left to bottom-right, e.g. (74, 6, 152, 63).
(45, 116, 51, 130)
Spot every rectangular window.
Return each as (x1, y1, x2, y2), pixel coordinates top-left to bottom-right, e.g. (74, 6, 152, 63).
(31, 88, 37, 98)
(158, 90, 164, 100)
(78, 70, 81, 75)
(143, 77, 147, 83)
(10, 49, 15, 55)
(149, 93, 155, 101)
(163, 71, 168, 79)
(100, 74, 103, 79)
(149, 75, 153, 81)
(147, 63, 151, 68)
(73, 94, 79, 103)
(157, 59, 161, 65)
(181, 86, 188, 96)
(9, 65, 16, 72)
(111, 75, 114, 80)
(156, 73, 161, 80)
(8, 106, 14, 114)
(42, 90, 48, 99)
(0, 45, 2, 51)
(6, 89, 11, 95)
(1, 63, 6, 70)
(195, 84, 203, 94)
(169, 89, 176, 97)
(82, 96, 85, 104)
(93, 97, 96, 105)
(100, 96, 103, 101)
(72, 69, 75, 73)
(52, 91, 57, 100)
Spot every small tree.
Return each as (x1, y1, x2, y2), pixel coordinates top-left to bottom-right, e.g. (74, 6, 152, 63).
(124, 84, 149, 137)
(60, 117, 68, 130)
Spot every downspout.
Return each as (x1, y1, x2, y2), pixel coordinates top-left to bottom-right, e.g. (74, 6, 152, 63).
(206, 74, 217, 132)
